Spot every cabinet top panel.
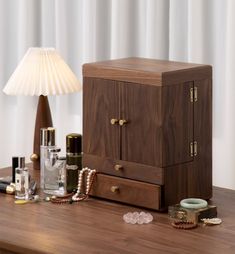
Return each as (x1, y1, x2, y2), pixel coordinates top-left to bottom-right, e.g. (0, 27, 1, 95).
(83, 57, 212, 86)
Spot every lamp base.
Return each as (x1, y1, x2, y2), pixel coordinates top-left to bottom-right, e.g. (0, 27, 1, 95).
(31, 95, 53, 170)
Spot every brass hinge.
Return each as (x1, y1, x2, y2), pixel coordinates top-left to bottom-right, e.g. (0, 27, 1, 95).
(190, 141, 198, 157)
(190, 87, 198, 102)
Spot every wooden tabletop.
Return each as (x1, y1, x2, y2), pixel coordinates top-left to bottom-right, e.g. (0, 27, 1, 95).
(0, 165, 235, 254)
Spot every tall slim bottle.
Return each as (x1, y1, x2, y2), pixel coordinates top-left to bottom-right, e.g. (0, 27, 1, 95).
(40, 127, 56, 189)
(66, 133, 82, 193)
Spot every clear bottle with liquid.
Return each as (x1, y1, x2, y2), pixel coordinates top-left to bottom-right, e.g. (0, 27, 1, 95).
(15, 157, 29, 200)
(40, 127, 56, 189)
(44, 148, 66, 196)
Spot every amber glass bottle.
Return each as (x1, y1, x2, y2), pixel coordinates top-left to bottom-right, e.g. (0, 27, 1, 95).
(66, 133, 82, 193)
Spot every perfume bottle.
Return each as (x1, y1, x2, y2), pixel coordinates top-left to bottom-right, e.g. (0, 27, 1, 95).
(66, 133, 82, 193)
(15, 157, 29, 200)
(40, 127, 56, 189)
(44, 148, 66, 195)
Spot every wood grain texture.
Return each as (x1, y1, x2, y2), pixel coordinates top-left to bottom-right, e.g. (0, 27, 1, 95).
(33, 95, 53, 170)
(83, 59, 212, 211)
(164, 79, 212, 204)
(117, 80, 193, 167)
(84, 78, 194, 168)
(161, 82, 194, 166)
(83, 153, 164, 185)
(83, 57, 212, 86)
(90, 173, 161, 210)
(120, 81, 162, 166)
(83, 77, 120, 159)
(0, 165, 234, 254)
(188, 79, 212, 199)
(163, 163, 191, 207)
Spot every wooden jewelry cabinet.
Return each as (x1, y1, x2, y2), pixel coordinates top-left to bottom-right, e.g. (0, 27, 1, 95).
(83, 57, 212, 210)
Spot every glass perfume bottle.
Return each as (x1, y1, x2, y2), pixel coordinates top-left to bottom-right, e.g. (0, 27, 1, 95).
(40, 127, 56, 189)
(44, 148, 66, 195)
(15, 157, 29, 200)
(66, 133, 82, 193)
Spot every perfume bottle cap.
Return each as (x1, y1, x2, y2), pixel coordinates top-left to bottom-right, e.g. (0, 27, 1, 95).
(66, 133, 82, 154)
(40, 127, 56, 146)
(6, 184, 15, 194)
(18, 157, 25, 168)
(12, 157, 19, 183)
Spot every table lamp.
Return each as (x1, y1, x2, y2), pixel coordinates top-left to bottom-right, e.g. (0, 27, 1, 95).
(3, 47, 81, 170)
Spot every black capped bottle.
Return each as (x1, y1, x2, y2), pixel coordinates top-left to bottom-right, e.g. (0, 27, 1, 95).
(66, 133, 82, 193)
(15, 157, 29, 200)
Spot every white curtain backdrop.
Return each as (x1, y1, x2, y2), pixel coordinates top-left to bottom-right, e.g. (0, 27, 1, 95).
(0, 0, 234, 189)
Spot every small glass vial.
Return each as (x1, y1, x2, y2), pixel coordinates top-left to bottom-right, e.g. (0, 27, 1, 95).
(15, 157, 29, 200)
(40, 127, 56, 189)
(44, 148, 66, 196)
(66, 133, 82, 193)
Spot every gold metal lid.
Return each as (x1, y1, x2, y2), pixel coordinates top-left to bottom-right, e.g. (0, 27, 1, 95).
(40, 127, 56, 146)
(66, 133, 82, 154)
(6, 184, 15, 195)
(17, 157, 25, 168)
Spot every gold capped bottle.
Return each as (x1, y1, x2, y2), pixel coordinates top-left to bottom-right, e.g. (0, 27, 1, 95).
(66, 133, 82, 193)
(40, 127, 56, 189)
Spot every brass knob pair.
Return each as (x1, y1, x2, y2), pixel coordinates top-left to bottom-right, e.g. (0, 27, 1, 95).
(110, 119, 128, 126)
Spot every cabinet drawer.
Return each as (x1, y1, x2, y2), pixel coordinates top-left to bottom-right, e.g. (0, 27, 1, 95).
(90, 174, 161, 210)
(83, 153, 163, 185)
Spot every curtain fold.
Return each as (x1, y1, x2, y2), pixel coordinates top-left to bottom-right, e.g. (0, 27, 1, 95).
(0, 0, 234, 189)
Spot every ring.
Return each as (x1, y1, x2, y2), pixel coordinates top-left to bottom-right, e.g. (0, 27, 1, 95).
(180, 198, 208, 209)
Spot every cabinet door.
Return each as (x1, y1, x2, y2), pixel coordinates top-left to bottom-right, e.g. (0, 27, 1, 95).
(121, 81, 194, 167)
(83, 78, 120, 159)
(161, 82, 194, 166)
(120, 82, 162, 166)
(188, 79, 212, 198)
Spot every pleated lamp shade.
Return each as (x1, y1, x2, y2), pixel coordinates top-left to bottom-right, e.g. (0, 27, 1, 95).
(3, 47, 81, 170)
(3, 47, 81, 96)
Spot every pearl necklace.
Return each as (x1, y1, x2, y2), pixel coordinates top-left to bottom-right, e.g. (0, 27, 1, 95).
(50, 167, 97, 204)
(72, 167, 96, 201)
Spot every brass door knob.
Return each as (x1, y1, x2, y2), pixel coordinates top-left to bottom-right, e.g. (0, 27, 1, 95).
(119, 119, 128, 126)
(114, 164, 123, 171)
(110, 118, 119, 125)
(111, 186, 119, 193)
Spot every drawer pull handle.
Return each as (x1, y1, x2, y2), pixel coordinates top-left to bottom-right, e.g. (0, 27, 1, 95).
(114, 164, 123, 171)
(110, 118, 119, 125)
(111, 186, 119, 193)
(119, 119, 128, 126)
